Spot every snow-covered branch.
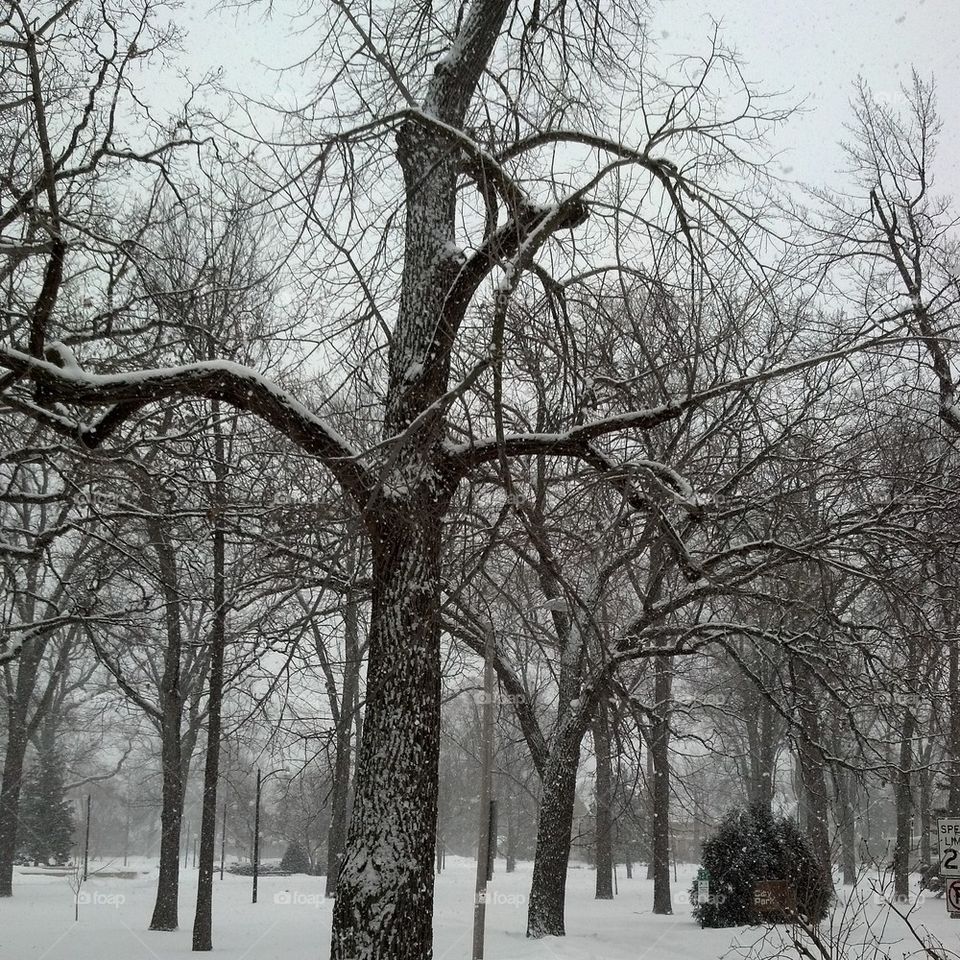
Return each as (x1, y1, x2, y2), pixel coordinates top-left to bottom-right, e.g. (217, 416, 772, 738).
(0, 348, 371, 499)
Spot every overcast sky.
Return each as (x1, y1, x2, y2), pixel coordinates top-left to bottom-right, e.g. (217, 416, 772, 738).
(179, 0, 960, 199)
(648, 0, 960, 197)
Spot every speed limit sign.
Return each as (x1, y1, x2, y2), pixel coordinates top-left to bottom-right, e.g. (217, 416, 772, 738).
(938, 819, 960, 877)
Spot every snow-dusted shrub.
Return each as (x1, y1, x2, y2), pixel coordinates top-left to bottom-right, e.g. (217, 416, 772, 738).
(692, 803, 832, 928)
(279, 840, 312, 874)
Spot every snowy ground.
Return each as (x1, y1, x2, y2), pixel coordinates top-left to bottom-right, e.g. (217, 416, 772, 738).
(1, 858, 959, 959)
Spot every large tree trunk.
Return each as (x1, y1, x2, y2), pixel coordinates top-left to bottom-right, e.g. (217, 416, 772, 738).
(150, 716, 185, 930)
(832, 766, 857, 885)
(148, 518, 186, 932)
(593, 694, 613, 900)
(793, 662, 832, 879)
(744, 659, 777, 812)
(0, 722, 27, 898)
(0, 636, 46, 897)
(526, 724, 583, 938)
(329, 508, 443, 960)
(651, 655, 672, 915)
(892, 703, 916, 900)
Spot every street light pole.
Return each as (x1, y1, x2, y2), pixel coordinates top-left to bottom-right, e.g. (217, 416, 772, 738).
(252, 767, 286, 904)
(220, 802, 227, 881)
(472, 625, 495, 960)
(252, 768, 262, 905)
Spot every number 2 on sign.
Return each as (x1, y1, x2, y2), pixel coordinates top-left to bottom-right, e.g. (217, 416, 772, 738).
(946, 850, 959, 871)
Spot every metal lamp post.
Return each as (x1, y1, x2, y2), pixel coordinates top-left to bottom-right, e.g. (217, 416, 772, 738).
(252, 767, 286, 904)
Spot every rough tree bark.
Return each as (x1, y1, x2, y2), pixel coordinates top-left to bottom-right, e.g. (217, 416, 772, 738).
(650, 654, 672, 915)
(593, 689, 614, 899)
(148, 516, 187, 932)
(743, 657, 777, 812)
(330, 503, 447, 958)
(0, 708, 29, 898)
(892, 699, 917, 900)
(526, 719, 583, 937)
(792, 656, 832, 880)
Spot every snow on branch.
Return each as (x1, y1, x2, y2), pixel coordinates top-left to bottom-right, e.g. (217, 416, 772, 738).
(444, 401, 684, 471)
(0, 348, 371, 498)
(447, 322, 916, 477)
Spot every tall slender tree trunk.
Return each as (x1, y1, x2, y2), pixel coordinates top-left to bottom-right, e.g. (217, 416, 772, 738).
(646, 747, 655, 881)
(593, 694, 613, 899)
(919, 764, 931, 867)
(651, 655, 672, 915)
(326, 570, 360, 899)
(950, 634, 960, 816)
(192, 408, 227, 951)
(330, 506, 444, 960)
(504, 737, 517, 874)
(526, 723, 583, 938)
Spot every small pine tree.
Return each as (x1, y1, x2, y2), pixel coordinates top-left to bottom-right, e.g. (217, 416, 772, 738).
(17, 754, 75, 866)
(280, 839, 312, 874)
(692, 803, 832, 928)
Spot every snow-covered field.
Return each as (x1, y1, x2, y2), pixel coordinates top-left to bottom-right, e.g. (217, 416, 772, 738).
(1, 858, 958, 960)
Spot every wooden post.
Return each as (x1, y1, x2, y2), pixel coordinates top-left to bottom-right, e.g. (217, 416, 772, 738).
(472, 626, 495, 960)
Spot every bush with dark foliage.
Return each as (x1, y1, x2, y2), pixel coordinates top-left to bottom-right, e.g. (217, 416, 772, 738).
(280, 840, 313, 874)
(692, 803, 833, 928)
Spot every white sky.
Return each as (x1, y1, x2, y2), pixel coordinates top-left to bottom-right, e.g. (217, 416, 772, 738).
(177, 0, 960, 199)
(648, 0, 960, 197)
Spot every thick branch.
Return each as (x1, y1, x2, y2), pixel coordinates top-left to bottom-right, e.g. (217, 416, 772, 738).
(0, 349, 370, 499)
